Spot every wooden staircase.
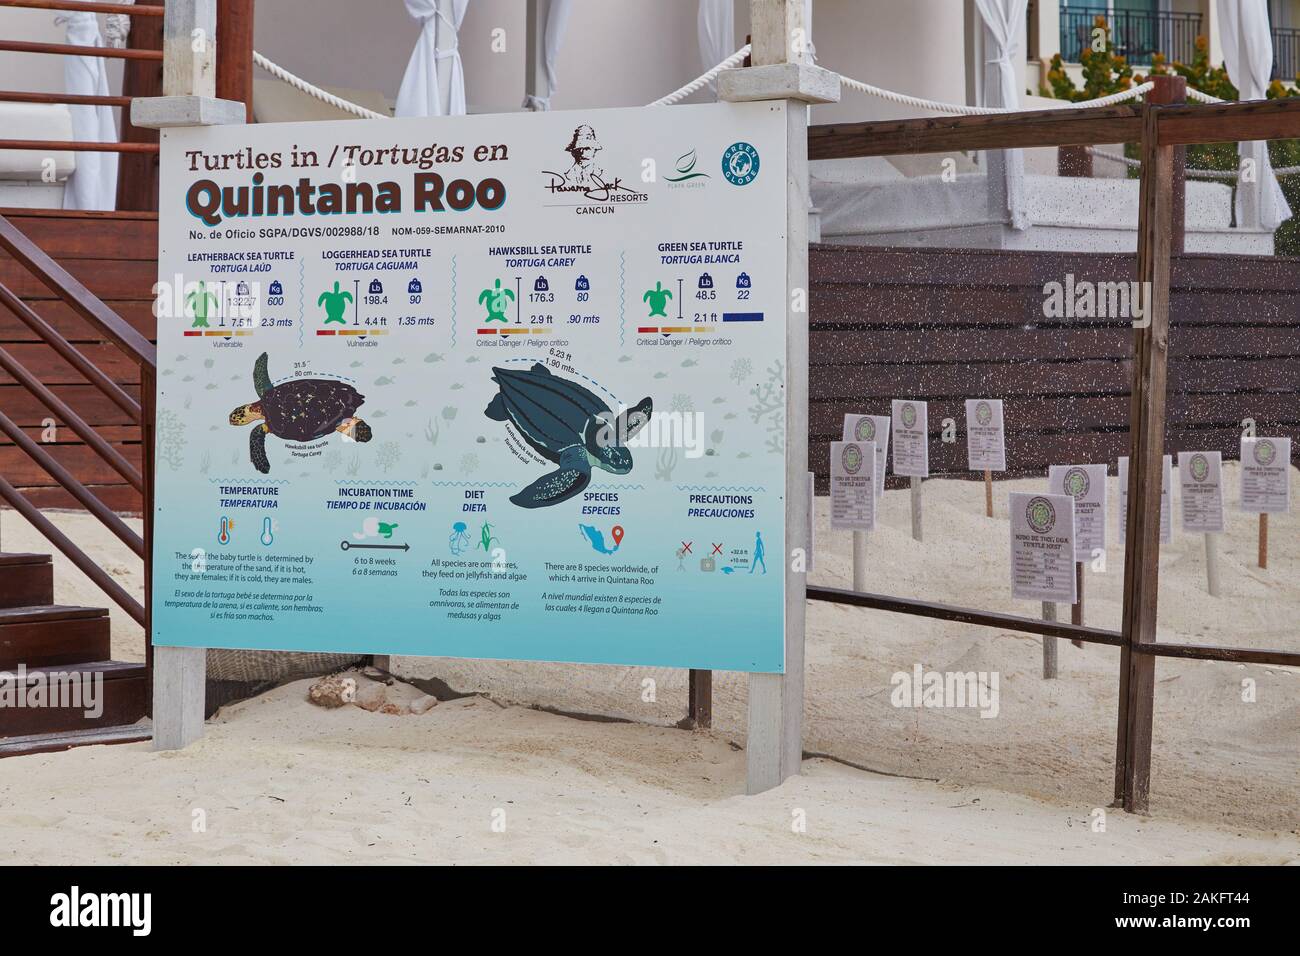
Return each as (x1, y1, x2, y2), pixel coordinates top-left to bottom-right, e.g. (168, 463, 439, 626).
(0, 552, 147, 747)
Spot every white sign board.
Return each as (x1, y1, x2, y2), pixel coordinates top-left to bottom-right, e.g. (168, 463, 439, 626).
(830, 441, 876, 532)
(890, 400, 929, 478)
(1239, 437, 1291, 514)
(1048, 463, 1107, 562)
(1177, 451, 1225, 533)
(150, 101, 790, 673)
(965, 398, 1006, 472)
(1009, 492, 1077, 603)
(1118, 455, 1173, 544)
(842, 413, 889, 500)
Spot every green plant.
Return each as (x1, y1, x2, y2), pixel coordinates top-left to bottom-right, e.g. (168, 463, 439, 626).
(1040, 17, 1134, 102)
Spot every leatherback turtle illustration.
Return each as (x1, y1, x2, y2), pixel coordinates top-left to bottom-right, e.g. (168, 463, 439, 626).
(485, 363, 652, 508)
(229, 352, 372, 474)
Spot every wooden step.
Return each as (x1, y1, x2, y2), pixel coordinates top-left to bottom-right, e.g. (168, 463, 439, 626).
(0, 553, 54, 609)
(0, 605, 110, 670)
(0, 660, 147, 741)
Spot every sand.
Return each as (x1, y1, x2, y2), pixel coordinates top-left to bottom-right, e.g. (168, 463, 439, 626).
(0, 463, 1296, 863)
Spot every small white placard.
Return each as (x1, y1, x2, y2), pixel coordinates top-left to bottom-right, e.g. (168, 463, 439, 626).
(1118, 455, 1173, 545)
(890, 400, 929, 478)
(965, 398, 1006, 472)
(1239, 437, 1291, 514)
(1177, 451, 1225, 533)
(1048, 463, 1107, 562)
(842, 414, 890, 501)
(830, 441, 876, 532)
(1009, 491, 1077, 603)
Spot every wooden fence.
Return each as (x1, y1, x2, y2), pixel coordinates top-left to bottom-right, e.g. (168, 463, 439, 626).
(809, 244, 1300, 488)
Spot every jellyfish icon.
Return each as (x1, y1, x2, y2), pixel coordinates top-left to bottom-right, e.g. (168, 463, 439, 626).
(449, 520, 472, 556)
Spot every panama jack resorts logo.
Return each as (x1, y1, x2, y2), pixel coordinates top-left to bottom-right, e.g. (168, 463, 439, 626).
(543, 124, 646, 206)
(1026, 495, 1057, 534)
(841, 443, 864, 475)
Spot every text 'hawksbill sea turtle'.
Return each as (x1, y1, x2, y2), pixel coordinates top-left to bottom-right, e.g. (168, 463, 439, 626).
(484, 363, 651, 508)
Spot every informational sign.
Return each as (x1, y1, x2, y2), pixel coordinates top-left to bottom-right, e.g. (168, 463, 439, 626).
(151, 102, 789, 671)
(1048, 463, 1107, 562)
(1117, 455, 1172, 544)
(890, 400, 929, 478)
(1239, 437, 1291, 514)
(1008, 492, 1077, 603)
(1177, 451, 1225, 533)
(842, 413, 889, 500)
(830, 441, 876, 532)
(965, 398, 1006, 472)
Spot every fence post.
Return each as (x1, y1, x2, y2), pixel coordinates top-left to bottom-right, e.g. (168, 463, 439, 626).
(1113, 96, 1174, 814)
(720, 0, 838, 794)
(132, 0, 246, 750)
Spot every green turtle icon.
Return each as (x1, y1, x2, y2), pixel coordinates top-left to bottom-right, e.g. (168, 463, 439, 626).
(478, 278, 514, 323)
(185, 280, 218, 328)
(643, 281, 672, 318)
(317, 281, 353, 325)
(377, 521, 398, 539)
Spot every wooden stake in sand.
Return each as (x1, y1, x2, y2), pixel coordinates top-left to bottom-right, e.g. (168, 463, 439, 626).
(1041, 602, 1058, 679)
(910, 476, 923, 542)
(1204, 533, 1221, 597)
(984, 469, 993, 518)
(1071, 562, 1084, 647)
(1259, 514, 1268, 569)
(853, 532, 868, 592)
(1239, 437, 1290, 572)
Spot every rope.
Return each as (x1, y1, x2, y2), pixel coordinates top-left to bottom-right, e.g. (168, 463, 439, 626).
(253, 51, 390, 120)
(646, 45, 752, 106)
(837, 77, 1155, 116)
(1087, 146, 1299, 178)
(1185, 87, 1226, 104)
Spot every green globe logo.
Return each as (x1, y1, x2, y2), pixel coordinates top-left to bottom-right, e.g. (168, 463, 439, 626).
(841, 443, 864, 475)
(1190, 453, 1209, 482)
(854, 417, 876, 442)
(901, 403, 916, 429)
(1064, 467, 1089, 499)
(1254, 440, 1276, 466)
(976, 401, 992, 426)
(1026, 496, 1056, 534)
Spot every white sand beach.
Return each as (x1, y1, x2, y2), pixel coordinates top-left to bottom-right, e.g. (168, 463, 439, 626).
(0, 463, 1296, 863)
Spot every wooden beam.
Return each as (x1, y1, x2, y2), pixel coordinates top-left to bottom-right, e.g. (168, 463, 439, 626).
(216, 0, 255, 122)
(687, 669, 712, 729)
(1114, 102, 1173, 815)
(1149, 76, 1187, 254)
(809, 105, 1143, 160)
(1157, 96, 1300, 147)
(117, 4, 164, 211)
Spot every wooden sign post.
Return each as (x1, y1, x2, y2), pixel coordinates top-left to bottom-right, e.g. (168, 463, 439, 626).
(135, 0, 246, 751)
(1177, 451, 1225, 596)
(842, 414, 888, 592)
(891, 400, 929, 542)
(1239, 437, 1290, 572)
(965, 399, 1005, 519)
(721, 0, 839, 794)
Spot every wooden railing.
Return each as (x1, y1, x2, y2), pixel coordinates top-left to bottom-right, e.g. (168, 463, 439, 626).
(0, 213, 155, 629)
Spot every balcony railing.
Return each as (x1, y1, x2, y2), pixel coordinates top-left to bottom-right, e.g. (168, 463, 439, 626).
(1274, 27, 1300, 81)
(1059, 6, 1202, 66)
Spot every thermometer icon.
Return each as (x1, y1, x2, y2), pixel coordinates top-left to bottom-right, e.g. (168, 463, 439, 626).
(218, 516, 232, 545)
(260, 516, 275, 547)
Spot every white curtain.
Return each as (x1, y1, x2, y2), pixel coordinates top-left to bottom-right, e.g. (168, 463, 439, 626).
(522, 0, 573, 111)
(698, 0, 735, 97)
(1218, 0, 1292, 230)
(395, 0, 470, 117)
(61, 12, 118, 210)
(975, 0, 1029, 230)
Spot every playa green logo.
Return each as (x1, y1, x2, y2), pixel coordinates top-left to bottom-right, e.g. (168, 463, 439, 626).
(901, 403, 917, 429)
(665, 148, 710, 183)
(1063, 466, 1090, 499)
(1189, 453, 1210, 482)
(853, 417, 876, 442)
(1253, 439, 1276, 466)
(841, 443, 864, 475)
(1026, 496, 1056, 534)
(722, 141, 760, 185)
(975, 401, 993, 426)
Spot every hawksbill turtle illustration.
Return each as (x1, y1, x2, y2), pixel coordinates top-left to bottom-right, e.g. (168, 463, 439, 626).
(484, 363, 652, 508)
(229, 352, 373, 474)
